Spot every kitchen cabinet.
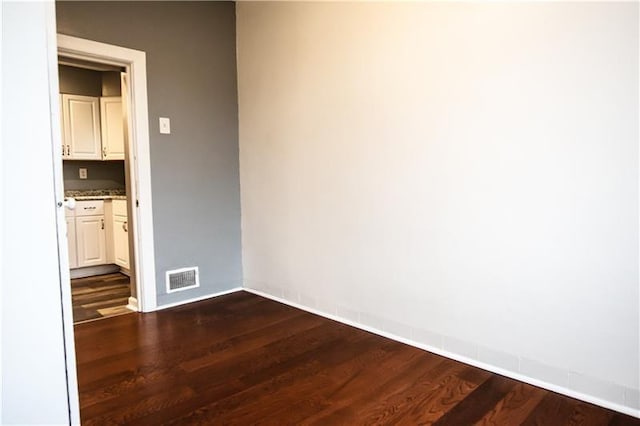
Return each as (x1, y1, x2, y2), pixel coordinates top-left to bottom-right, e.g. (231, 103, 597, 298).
(112, 200, 130, 269)
(75, 200, 106, 268)
(61, 94, 102, 160)
(100, 97, 125, 160)
(66, 198, 130, 272)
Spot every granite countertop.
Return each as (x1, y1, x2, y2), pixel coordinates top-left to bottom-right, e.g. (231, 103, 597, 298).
(65, 189, 127, 201)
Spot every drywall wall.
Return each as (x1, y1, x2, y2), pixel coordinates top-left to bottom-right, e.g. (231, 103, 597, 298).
(2, 2, 72, 423)
(237, 2, 639, 414)
(63, 160, 126, 191)
(58, 65, 122, 97)
(101, 71, 121, 97)
(57, 1, 242, 305)
(58, 64, 101, 95)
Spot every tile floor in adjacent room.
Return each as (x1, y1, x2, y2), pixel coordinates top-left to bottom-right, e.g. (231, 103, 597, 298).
(71, 272, 133, 324)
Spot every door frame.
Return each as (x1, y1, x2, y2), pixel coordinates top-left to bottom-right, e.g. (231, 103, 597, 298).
(56, 34, 157, 313)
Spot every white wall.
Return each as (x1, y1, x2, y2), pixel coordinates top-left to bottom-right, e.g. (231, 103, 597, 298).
(1, 2, 73, 424)
(237, 2, 639, 415)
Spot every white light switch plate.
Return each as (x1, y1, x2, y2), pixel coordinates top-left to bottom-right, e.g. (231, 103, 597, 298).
(159, 117, 171, 134)
(79, 168, 88, 179)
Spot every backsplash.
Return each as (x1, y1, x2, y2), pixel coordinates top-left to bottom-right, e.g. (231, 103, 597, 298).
(63, 160, 125, 191)
(65, 189, 126, 199)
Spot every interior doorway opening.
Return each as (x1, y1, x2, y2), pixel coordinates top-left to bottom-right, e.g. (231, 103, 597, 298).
(55, 34, 157, 318)
(58, 57, 136, 323)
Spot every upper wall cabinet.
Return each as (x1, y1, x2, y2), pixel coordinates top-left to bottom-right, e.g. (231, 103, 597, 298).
(61, 94, 102, 160)
(61, 94, 125, 161)
(100, 97, 125, 160)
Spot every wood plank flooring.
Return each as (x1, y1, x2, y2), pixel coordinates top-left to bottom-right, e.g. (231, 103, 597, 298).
(71, 273, 132, 323)
(74, 291, 639, 425)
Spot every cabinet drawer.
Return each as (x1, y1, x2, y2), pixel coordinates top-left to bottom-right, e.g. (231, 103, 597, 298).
(112, 199, 128, 217)
(75, 200, 104, 216)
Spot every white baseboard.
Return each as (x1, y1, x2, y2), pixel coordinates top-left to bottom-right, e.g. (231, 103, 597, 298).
(155, 287, 242, 311)
(70, 264, 120, 279)
(126, 296, 138, 312)
(244, 287, 640, 419)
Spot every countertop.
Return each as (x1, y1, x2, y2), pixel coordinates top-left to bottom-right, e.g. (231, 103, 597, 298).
(65, 189, 127, 201)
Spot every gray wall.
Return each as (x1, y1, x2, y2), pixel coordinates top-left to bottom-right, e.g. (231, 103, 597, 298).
(59, 65, 121, 96)
(58, 64, 101, 95)
(57, 1, 243, 305)
(101, 71, 121, 96)
(63, 160, 126, 191)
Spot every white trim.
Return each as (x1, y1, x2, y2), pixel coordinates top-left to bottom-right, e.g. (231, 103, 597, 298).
(165, 266, 200, 294)
(244, 287, 640, 419)
(155, 287, 242, 311)
(0, 0, 3, 420)
(46, 9, 79, 425)
(127, 296, 139, 311)
(57, 34, 157, 313)
(637, 1, 640, 420)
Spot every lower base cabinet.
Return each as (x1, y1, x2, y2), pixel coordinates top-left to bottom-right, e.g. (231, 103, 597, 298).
(76, 215, 107, 268)
(112, 214, 130, 269)
(66, 198, 129, 271)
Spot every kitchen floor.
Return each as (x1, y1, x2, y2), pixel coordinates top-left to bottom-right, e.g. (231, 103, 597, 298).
(71, 273, 132, 324)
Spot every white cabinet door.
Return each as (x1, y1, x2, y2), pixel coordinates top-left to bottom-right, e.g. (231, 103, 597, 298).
(66, 217, 78, 269)
(62, 94, 102, 160)
(100, 97, 125, 160)
(76, 215, 106, 267)
(113, 215, 130, 269)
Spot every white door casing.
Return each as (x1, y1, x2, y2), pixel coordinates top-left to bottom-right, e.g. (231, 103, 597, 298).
(45, 4, 80, 424)
(57, 34, 157, 313)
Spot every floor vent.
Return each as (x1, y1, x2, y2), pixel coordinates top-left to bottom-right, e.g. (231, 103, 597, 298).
(166, 267, 199, 293)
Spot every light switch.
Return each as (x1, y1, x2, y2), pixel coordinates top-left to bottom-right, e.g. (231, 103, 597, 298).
(79, 168, 88, 180)
(159, 117, 171, 134)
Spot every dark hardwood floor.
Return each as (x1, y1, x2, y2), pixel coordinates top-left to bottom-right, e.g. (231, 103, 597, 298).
(71, 272, 132, 323)
(74, 291, 639, 425)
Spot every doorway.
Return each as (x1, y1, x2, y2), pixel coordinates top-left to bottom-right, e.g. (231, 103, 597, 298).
(55, 34, 157, 315)
(57, 58, 135, 323)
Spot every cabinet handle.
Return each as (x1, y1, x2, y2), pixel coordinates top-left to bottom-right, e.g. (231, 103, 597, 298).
(123, 221, 128, 232)
(101, 218, 104, 230)
(62, 144, 65, 157)
(103, 146, 107, 158)
(66, 145, 70, 156)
